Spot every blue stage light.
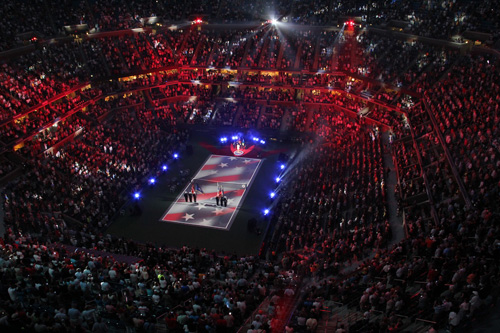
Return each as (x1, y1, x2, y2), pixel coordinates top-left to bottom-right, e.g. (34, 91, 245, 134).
(260, 140, 265, 144)
(270, 192, 275, 198)
(264, 209, 270, 215)
(149, 178, 156, 184)
(275, 177, 281, 183)
(162, 165, 167, 171)
(173, 153, 179, 159)
(133, 192, 140, 199)
(280, 164, 285, 170)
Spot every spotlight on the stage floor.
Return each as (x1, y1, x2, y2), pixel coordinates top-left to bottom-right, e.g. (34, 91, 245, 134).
(264, 209, 270, 215)
(133, 192, 141, 199)
(275, 177, 281, 183)
(162, 165, 167, 171)
(280, 164, 285, 170)
(149, 178, 156, 185)
(270, 192, 275, 199)
(173, 153, 179, 159)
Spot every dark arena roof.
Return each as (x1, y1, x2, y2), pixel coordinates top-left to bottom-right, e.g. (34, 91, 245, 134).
(0, 1, 499, 332)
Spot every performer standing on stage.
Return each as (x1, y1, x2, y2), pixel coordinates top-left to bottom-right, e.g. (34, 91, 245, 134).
(216, 183, 224, 206)
(191, 183, 197, 203)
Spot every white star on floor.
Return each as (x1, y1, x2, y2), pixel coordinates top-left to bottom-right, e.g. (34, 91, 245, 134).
(182, 213, 194, 221)
(209, 170, 218, 175)
(201, 219, 211, 223)
(229, 157, 238, 161)
(214, 208, 225, 216)
(226, 198, 234, 205)
(196, 203, 207, 210)
(243, 159, 252, 164)
(219, 162, 228, 168)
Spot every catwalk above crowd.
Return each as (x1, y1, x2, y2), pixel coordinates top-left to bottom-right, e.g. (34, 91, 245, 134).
(1, 1, 499, 332)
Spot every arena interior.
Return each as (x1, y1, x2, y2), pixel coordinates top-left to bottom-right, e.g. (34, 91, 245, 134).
(0, 1, 499, 332)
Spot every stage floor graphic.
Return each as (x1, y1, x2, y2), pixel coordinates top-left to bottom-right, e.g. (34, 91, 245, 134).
(160, 155, 262, 230)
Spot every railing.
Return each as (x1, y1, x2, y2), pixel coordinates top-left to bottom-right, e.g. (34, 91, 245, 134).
(236, 296, 271, 333)
(421, 98, 472, 208)
(0, 83, 89, 128)
(404, 108, 441, 227)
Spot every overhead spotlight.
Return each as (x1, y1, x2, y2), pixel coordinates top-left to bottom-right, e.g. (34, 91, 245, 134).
(264, 209, 270, 216)
(270, 192, 275, 199)
(133, 192, 141, 199)
(280, 164, 285, 170)
(173, 153, 179, 159)
(162, 165, 168, 171)
(149, 178, 156, 185)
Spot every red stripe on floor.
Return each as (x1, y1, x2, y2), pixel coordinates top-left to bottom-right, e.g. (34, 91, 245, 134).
(209, 174, 242, 182)
(201, 164, 219, 170)
(162, 212, 185, 221)
(197, 192, 218, 200)
(214, 207, 236, 216)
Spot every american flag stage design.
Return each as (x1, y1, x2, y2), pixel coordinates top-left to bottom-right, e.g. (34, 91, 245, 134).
(160, 155, 262, 230)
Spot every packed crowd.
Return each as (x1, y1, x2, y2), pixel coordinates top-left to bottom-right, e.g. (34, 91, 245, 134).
(2, 0, 500, 53)
(0, 4, 499, 332)
(425, 54, 499, 212)
(0, 227, 291, 332)
(2, 21, 472, 144)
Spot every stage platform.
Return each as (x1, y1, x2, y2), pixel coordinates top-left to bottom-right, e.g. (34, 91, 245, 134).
(106, 127, 296, 255)
(160, 155, 262, 230)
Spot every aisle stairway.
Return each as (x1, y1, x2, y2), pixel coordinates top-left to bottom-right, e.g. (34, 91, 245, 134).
(381, 131, 405, 244)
